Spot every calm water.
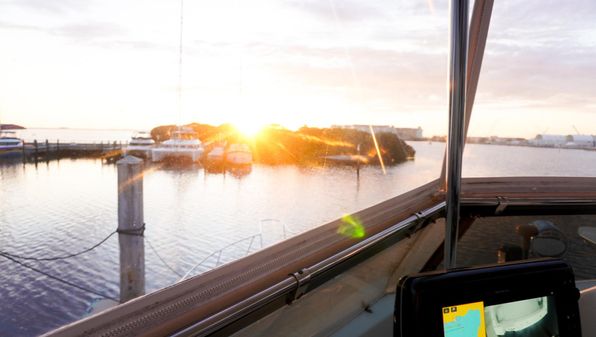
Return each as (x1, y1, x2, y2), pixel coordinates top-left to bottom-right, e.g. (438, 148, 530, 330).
(2, 135, 596, 336)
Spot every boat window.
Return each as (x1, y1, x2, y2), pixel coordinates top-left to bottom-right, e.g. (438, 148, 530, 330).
(456, 214, 596, 283)
(463, 0, 596, 177)
(0, 1, 449, 336)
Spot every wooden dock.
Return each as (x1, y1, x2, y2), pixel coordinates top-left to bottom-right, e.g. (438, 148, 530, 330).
(21, 140, 124, 163)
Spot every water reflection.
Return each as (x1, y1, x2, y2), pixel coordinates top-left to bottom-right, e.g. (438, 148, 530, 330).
(5, 142, 596, 335)
(0, 142, 436, 336)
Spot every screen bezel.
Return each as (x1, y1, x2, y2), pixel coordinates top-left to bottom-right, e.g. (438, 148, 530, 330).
(394, 259, 581, 337)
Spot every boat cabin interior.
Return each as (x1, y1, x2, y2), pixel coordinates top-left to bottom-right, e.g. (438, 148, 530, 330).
(45, 0, 596, 336)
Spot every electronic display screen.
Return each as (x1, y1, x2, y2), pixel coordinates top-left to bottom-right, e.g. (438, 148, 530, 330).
(442, 296, 559, 337)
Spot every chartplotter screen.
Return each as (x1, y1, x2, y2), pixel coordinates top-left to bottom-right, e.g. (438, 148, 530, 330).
(442, 296, 558, 337)
(442, 301, 487, 337)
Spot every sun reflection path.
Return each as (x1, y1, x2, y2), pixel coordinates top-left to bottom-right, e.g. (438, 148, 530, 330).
(338, 214, 366, 239)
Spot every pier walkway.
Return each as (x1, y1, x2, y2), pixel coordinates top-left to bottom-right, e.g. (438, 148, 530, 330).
(20, 140, 123, 163)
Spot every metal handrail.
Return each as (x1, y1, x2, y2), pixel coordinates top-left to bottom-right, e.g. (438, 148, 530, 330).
(172, 202, 446, 337)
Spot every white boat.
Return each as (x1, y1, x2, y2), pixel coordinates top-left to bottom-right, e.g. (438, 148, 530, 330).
(124, 131, 155, 159)
(151, 127, 204, 163)
(207, 145, 225, 162)
(225, 143, 252, 166)
(0, 131, 24, 158)
(203, 145, 225, 171)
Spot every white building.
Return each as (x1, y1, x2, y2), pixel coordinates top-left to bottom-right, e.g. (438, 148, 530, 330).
(530, 134, 568, 147)
(331, 125, 423, 140)
(530, 134, 596, 147)
(566, 135, 595, 148)
(395, 127, 424, 140)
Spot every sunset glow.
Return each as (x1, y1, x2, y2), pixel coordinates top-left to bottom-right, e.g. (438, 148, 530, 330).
(0, 1, 595, 137)
(232, 121, 265, 139)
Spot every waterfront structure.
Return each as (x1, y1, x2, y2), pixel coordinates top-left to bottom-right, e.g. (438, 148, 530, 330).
(566, 135, 596, 148)
(395, 127, 424, 140)
(530, 134, 596, 148)
(332, 125, 423, 140)
(530, 134, 569, 147)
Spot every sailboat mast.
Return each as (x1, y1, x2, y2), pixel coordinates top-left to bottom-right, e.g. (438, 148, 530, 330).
(177, 0, 184, 126)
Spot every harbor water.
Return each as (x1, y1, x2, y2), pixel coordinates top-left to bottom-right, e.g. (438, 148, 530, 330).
(2, 133, 596, 336)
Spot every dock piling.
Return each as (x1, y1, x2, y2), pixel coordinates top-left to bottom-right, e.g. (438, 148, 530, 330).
(45, 139, 49, 160)
(117, 155, 145, 303)
(33, 140, 38, 162)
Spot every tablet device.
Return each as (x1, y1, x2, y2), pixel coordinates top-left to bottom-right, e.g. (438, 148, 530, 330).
(394, 259, 581, 337)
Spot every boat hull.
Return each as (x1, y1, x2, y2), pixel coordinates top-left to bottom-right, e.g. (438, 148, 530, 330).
(151, 148, 203, 163)
(0, 147, 23, 158)
(225, 145, 253, 167)
(226, 153, 252, 166)
(124, 145, 153, 159)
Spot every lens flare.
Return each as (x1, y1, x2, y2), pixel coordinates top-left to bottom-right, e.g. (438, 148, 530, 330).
(338, 214, 366, 239)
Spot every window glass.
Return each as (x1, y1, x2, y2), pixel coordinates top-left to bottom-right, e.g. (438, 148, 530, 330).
(0, 0, 448, 335)
(458, 214, 596, 283)
(463, 0, 596, 177)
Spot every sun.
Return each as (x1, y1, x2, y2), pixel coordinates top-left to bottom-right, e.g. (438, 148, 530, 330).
(232, 121, 266, 138)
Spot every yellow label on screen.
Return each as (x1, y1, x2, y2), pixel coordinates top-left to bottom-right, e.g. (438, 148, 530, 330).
(442, 301, 487, 337)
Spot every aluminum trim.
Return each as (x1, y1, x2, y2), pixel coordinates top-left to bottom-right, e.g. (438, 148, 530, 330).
(444, 0, 469, 269)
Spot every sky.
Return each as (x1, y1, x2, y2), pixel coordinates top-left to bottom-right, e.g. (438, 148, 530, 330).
(0, 0, 595, 138)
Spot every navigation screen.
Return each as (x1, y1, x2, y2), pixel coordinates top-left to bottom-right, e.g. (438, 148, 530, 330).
(442, 296, 559, 337)
(442, 301, 487, 337)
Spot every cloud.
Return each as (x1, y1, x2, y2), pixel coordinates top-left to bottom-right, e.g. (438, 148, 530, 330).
(4, 0, 90, 14)
(286, 0, 388, 23)
(0, 20, 43, 32)
(0, 0, 595, 134)
(49, 22, 123, 40)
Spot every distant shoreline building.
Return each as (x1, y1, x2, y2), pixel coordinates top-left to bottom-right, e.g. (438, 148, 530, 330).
(530, 134, 596, 148)
(331, 125, 423, 140)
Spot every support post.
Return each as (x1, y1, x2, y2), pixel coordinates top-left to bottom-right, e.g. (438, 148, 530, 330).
(45, 139, 49, 160)
(117, 155, 145, 303)
(444, 0, 468, 269)
(33, 140, 38, 162)
(22, 141, 26, 162)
